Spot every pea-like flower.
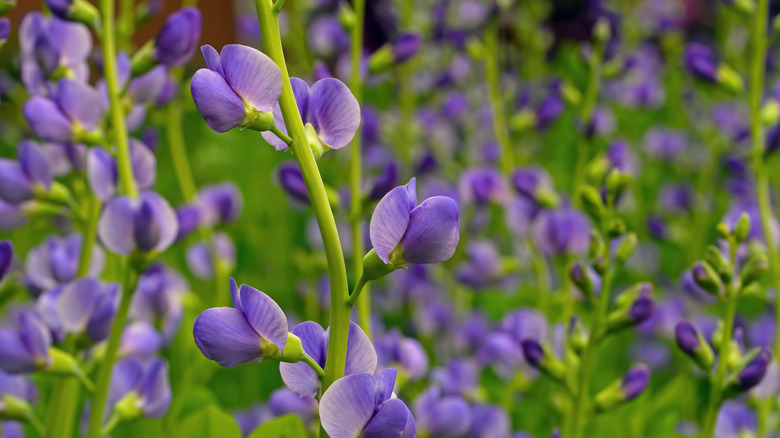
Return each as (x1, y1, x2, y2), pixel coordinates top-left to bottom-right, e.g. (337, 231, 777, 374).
(261, 77, 361, 155)
(87, 139, 156, 201)
(0, 141, 52, 205)
(319, 368, 416, 438)
(97, 191, 178, 255)
(152, 8, 201, 67)
(107, 357, 171, 423)
(38, 278, 119, 344)
(193, 279, 290, 367)
(186, 233, 236, 280)
(25, 233, 104, 296)
(23, 79, 104, 144)
(532, 205, 591, 256)
(369, 178, 459, 265)
(0, 240, 11, 283)
(191, 44, 282, 133)
(279, 321, 377, 397)
(0, 311, 51, 374)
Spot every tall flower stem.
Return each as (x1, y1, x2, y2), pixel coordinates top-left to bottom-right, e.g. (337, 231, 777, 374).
(484, 19, 513, 175)
(254, 0, 350, 401)
(397, 0, 415, 170)
(166, 88, 198, 202)
(572, 38, 604, 203)
(86, 0, 139, 436)
(348, 0, 370, 338)
(86, 260, 139, 438)
(566, 204, 613, 438)
(46, 192, 101, 438)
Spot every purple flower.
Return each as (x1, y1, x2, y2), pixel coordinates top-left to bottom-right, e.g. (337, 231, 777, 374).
(23, 78, 103, 143)
(684, 43, 719, 82)
(0, 240, 11, 283)
(414, 386, 471, 437)
(153, 8, 201, 67)
(196, 182, 243, 226)
(261, 77, 361, 153)
(87, 139, 156, 201)
(174, 205, 201, 241)
(25, 233, 104, 296)
(193, 279, 288, 367)
(456, 240, 503, 289)
(458, 168, 507, 205)
(0, 311, 52, 374)
(308, 16, 349, 58)
(130, 264, 186, 344)
(185, 233, 236, 280)
(108, 357, 171, 419)
(279, 321, 376, 397)
(97, 191, 178, 255)
(532, 205, 590, 256)
(267, 388, 318, 424)
(43, 278, 119, 343)
(368, 161, 399, 202)
(621, 364, 650, 400)
(277, 162, 309, 204)
(0, 141, 53, 205)
(715, 401, 757, 438)
(191, 44, 282, 133)
(393, 32, 422, 63)
(369, 178, 459, 265)
(643, 127, 686, 161)
(375, 329, 429, 381)
(319, 369, 416, 438)
(0, 18, 9, 45)
(119, 321, 163, 359)
(511, 166, 554, 203)
(19, 13, 91, 95)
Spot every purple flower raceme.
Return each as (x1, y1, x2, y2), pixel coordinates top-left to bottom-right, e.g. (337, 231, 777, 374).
(368, 178, 459, 267)
(191, 44, 282, 133)
(23, 78, 104, 144)
(24, 233, 104, 296)
(261, 77, 361, 157)
(129, 264, 186, 344)
(0, 311, 51, 374)
(279, 321, 377, 397)
(97, 191, 178, 255)
(194, 279, 312, 368)
(105, 357, 171, 426)
(38, 278, 119, 344)
(413, 386, 472, 437)
(319, 368, 416, 438)
(458, 168, 507, 206)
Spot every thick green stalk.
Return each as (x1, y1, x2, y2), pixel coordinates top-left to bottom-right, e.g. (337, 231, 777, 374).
(166, 88, 198, 202)
(100, 0, 137, 199)
(254, 0, 350, 398)
(699, 291, 738, 438)
(566, 207, 613, 438)
(484, 20, 513, 175)
(86, 262, 139, 438)
(46, 190, 101, 438)
(348, 0, 370, 338)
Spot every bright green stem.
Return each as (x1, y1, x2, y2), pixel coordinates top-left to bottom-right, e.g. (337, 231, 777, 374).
(254, 0, 350, 400)
(100, 0, 137, 199)
(166, 88, 198, 202)
(484, 20, 513, 175)
(700, 292, 738, 438)
(396, 0, 415, 170)
(46, 190, 101, 438)
(117, 0, 134, 50)
(85, 262, 139, 438)
(567, 207, 613, 438)
(528, 239, 550, 313)
(346, 275, 369, 307)
(572, 39, 605, 201)
(348, 0, 371, 338)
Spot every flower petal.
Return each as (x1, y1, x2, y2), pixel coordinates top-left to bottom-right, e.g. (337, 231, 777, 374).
(139, 191, 178, 253)
(369, 184, 415, 263)
(201, 45, 223, 75)
(260, 77, 310, 151)
(87, 148, 118, 201)
(344, 321, 378, 376)
(308, 78, 360, 149)
(280, 321, 326, 397)
(193, 307, 262, 367)
(54, 79, 103, 130)
(56, 278, 100, 333)
(400, 196, 460, 264)
(130, 140, 157, 193)
(229, 278, 241, 311)
(0, 160, 33, 205)
(375, 368, 397, 404)
(238, 284, 288, 351)
(320, 373, 377, 438)
(363, 398, 414, 438)
(98, 196, 136, 255)
(22, 97, 72, 143)
(220, 44, 282, 113)
(191, 68, 246, 133)
(18, 141, 52, 188)
(138, 358, 171, 418)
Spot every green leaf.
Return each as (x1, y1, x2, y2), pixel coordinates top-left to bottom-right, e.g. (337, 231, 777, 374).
(247, 415, 308, 438)
(173, 405, 242, 438)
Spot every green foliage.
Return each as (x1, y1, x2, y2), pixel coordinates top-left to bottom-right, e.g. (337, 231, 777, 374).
(248, 415, 308, 438)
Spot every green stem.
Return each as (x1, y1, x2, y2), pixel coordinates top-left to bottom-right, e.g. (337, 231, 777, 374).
(346, 275, 369, 307)
(567, 205, 613, 438)
(348, 0, 370, 338)
(117, 0, 134, 51)
(528, 239, 550, 313)
(85, 261, 139, 438)
(270, 125, 293, 146)
(303, 353, 325, 378)
(166, 86, 198, 202)
(699, 292, 738, 438)
(100, 0, 137, 199)
(396, 0, 415, 170)
(572, 38, 605, 202)
(484, 19, 513, 174)
(254, 0, 350, 399)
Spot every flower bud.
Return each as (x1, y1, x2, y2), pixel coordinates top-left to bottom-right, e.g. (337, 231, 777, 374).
(691, 261, 723, 296)
(675, 321, 714, 371)
(580, 186, 604, 223)
(725, 348, 771, 396)
(606, 284, 654, 334)
(594, 364, 650, 412)
(47, 0, 101, 30)
(568, 316, 589, 355)
(733, 212, 751, 243)
(589, 230, 605, 260)
(593, 17, 612, 43)
(361, 248, 405, 282)
(615, 232, 637, 265)
(704, 245, 730, 281)
(740, 253, 768, 288)
(521, 339, 566, 381)
(570, 262, 594, 299)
